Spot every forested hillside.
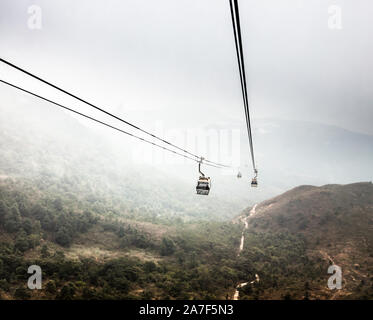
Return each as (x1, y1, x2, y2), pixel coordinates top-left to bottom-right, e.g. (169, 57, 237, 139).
(237, 183, 373, 299)
(0, 174, 246, 299)
(0, 87, 248, 299)
(2, 175, 372, 299)
(0, 88, 372, 300)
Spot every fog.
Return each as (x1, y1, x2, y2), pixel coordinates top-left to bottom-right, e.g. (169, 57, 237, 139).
(0, 0, 372, 213)
(1, 0, 372, 131)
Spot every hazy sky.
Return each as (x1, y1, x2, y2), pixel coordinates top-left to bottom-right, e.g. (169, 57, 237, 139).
(0, 0, 372, 135)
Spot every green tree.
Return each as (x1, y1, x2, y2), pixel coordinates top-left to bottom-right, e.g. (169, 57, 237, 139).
(160, 238, 175, 256)
(22, 218, 33, 235)
(4, 205, 22, 233)
(55, 228, 72, 247)
(41, 244, 50, 258)
(14, 234, 30, 253)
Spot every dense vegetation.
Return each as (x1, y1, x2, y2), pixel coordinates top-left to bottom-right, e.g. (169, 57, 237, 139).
(0, 96, 372, 300)
(1, 177, 372, 299)
(244, 183, 373, 299)
(0, 175, 244, 299)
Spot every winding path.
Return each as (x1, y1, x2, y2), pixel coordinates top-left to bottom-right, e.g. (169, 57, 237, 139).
(237, 204, 257, 256)
(233, 204, 259, 300)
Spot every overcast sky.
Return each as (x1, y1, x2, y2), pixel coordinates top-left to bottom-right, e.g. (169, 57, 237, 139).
(0, 0, 372, 136)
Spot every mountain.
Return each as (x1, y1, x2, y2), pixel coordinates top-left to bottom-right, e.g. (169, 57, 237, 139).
(0, 85, 372, 300)
(237, 182, 373, 299)
(0, 84, 250, 300)
(208, 118, 373, 200)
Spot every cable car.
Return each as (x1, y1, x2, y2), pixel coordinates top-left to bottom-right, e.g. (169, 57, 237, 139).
(196, 176, 211, 195)
(237, 171, 242, 179)
(196, 158, 211, 195)
(251, 169, 258, 187)
(251, 177, 258, 187)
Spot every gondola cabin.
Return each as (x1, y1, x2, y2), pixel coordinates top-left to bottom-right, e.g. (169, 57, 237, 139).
(251, 177, 258, 187)
(196, 176, 211, 195)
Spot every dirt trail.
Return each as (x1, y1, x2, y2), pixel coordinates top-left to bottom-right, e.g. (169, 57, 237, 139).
(233, 204, 259, 300)
(237, 204, 257, 256)
(233, 274, 260, 300)
(319, 250, 335, 265)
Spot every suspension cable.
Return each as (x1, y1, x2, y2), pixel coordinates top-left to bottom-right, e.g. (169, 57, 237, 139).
(229, 0, 257, 172)
(0, 57, 231, 169)
(0, 79, 226, 169)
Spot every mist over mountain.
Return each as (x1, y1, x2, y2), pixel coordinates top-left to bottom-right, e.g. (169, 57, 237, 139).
(0, 86, 246, 221)
(254, 118, 373, 184)
(0, 84, 372, 300)
(1, 81, 372, 215)
(0, 0, 372, 304)
(209, 117, 373, 199)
